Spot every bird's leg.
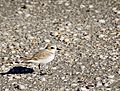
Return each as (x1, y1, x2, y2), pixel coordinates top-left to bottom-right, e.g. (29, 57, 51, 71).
(38, 64, 43, 75)
(38, 64, 47, 75)
(38, 64, 41, 70)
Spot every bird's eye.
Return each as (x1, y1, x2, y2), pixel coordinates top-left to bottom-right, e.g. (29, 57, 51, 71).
(51, 47, 54, 49)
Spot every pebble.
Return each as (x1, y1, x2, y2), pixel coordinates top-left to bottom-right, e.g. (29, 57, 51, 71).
(65, 2, 70, 6)
(117, 10, 120, 14)
(52, 67, 57, 70)
(80, 5, 85, 8)
(45, 39, 50, 43)
(64, 38, 70, 43)
(17, 11, 23, 14)
(14, 75, 21, 79)
(118, 69, 120, 74)
(60, 36, 64, 41)
(5, 88, 9, 91)
(95, 10, 100, 13)
(106, 87, 112, 91)
(58, 0, 66, 4)
(99, 55, 107, 60)
(53, 31, 59, 36)
(8, 76, 14, 81)
(61, 76, 65, 80)
(4, 57, 9, 61)
(89, 5, 94, 8)
(41, 77, 46, 81)
(19, 84, 26, 90)
(80, 87, 89, 91)
(99, 34, 105, 38)
(108, 75, 114, 79)
(96, 81, 102, 87)
(117, 25, 120, 28)
(66, 28, 71, 32)
(25, 14, 31, 18)
(11, 50, 16, 54)
(96, 77, 101, 81)
(27, 77, 32, 80)
(71, 83, 78, 87)
(84, 35, 91, 40)
(99, 19, 106, 23)
(73, 34, 77, 37)
(112, 7, 117, 12)
(1, 65, 9, 71)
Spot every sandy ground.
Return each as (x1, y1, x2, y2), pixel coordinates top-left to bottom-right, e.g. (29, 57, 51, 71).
(0, 0, 120, 91)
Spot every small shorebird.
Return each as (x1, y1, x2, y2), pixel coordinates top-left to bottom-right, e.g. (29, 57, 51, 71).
(20, 44, 57, 70)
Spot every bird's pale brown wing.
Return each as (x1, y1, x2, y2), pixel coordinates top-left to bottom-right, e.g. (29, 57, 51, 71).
(31, 50, 50, 60)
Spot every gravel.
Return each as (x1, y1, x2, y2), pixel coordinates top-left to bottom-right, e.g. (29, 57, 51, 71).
(0, 0, 120, 91)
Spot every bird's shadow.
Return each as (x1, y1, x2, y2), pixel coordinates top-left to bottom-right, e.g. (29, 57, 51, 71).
(0, 66, 34, 75)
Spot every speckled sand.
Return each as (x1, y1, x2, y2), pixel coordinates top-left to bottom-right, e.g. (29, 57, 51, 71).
(0, 0, 120, 91)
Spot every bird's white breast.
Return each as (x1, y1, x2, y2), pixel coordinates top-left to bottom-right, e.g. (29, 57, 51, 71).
(28, 53, 55, 64)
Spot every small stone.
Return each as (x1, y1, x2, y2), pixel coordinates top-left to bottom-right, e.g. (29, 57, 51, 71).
(84, 35, 91, 40)
(4, 57, 9, 61)
(108, 75, 114, 78)
(25, 52, 29, 55)
(16, 55, 20, 58)
(104, 82, 109, 87)
(117, 25, 120, 29)
(106, 87, 112, 91)
(89, 5, 94, 8)
(77, 26, 82, 31)
(59, 87, 64, 91)
(5, 88, 9, 91)
(41, 77, 46, 81)
(19, 84, 26, 90)
(99, 34, 105, 38)
(76, 72, 80, 74)
(64, 52, 69, 56)
(65, 2, 70, 6)
(8, 76, 14, 81)
(80, 5, 85, 8)
(27, 77, 32, 80)
(73, 34, 77, 36)
(117, 10, 120, 14)
(58, 0, 65, 4)
(60, 36, 64, 41)
(66, 28, 71, 32)
(85, 25, 91, 29)
(95, 10, 100, 13)
(17, 11, 23, 14)
(80, 87, 89, 91)
(25, 13, 31, 17)
(11, 50, 16, 54)
(71, 83, 78, 87)
(45, 39, 50, 43)
(109, 79, 115, 84)
(96, 81, 102, 87)
(99, 55, 106, 59)
(52, 67, 57, 70)
(54, 31, 59, 36)
(14, 75, 21, 79)
(61, 76, 65, 80)
(112, 7, 117, 12)
(96, 77, 101, 81)
(99, 19, 106, 23)
(118, 69, 120, 74)
(9, 45, 14, 49)
(64, 38, 70, 43)
(59, 27, 65, 31)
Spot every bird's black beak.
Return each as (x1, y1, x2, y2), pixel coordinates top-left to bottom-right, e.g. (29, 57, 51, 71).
(57, 48, 61, 50)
